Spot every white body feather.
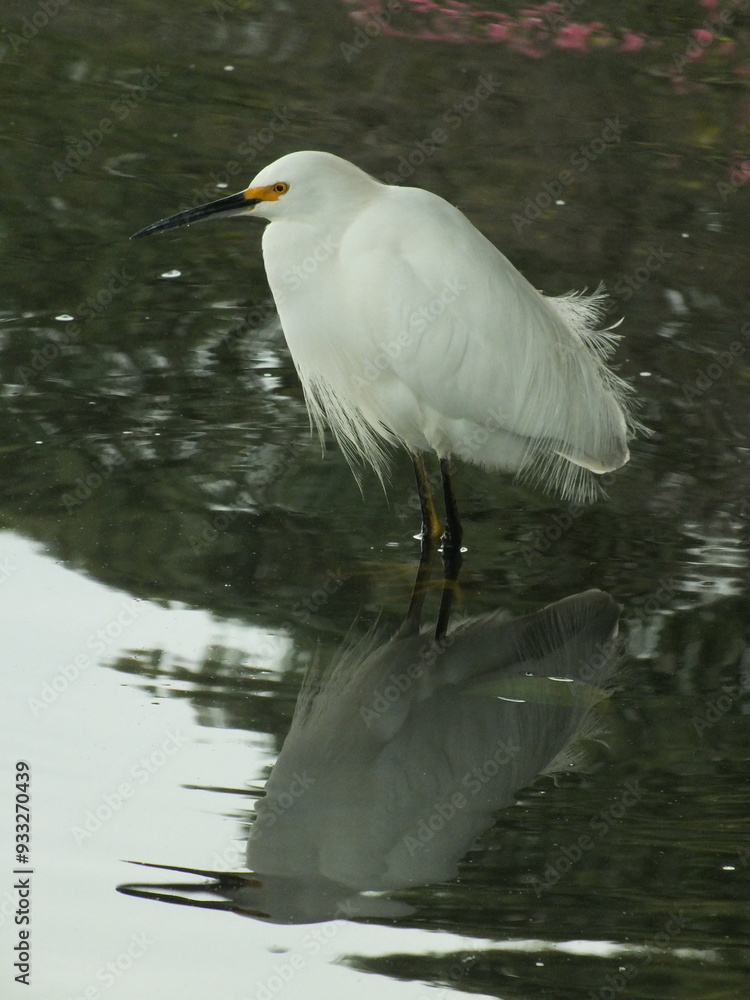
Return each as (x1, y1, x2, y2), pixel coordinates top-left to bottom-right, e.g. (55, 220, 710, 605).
(257, 152, 637, 501)
(246, 590, 619, 907)
(122, 591, 620, 924)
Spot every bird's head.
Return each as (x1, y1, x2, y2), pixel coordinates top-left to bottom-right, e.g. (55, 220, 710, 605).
(131, 150, 378, 238)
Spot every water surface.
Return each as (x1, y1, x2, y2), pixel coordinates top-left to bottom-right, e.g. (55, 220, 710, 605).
(1, 1, 749, 997)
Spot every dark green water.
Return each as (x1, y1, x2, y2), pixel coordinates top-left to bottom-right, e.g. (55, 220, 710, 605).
(1, 1, 749, 997)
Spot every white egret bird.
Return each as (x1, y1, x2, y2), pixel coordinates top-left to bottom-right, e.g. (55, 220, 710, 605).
(133, 150, 639, 545)
(118, 589, 619, 923)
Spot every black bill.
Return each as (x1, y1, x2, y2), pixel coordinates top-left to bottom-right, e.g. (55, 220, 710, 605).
(131, 190, 259, 239)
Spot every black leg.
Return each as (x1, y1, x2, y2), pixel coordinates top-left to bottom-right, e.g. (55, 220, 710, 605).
(413, 453, 441, 543)
(400, 454, 441, 635)
(435, 458, 463, 641)
(435, 556, 461, 641)
(401, 530, 437, 636)
(440, 457, 463, 551)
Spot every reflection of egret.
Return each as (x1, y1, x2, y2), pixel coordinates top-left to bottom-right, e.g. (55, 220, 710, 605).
(133, 151, 640, 546)
(119, 589, 620, 924)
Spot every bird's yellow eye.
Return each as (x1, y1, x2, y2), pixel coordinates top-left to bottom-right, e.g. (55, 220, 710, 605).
(241, 181, 289, 202)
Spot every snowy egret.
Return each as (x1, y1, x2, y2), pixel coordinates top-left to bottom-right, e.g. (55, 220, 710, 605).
(119, 588, 619, 923)
(133, 150, 639, 545)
